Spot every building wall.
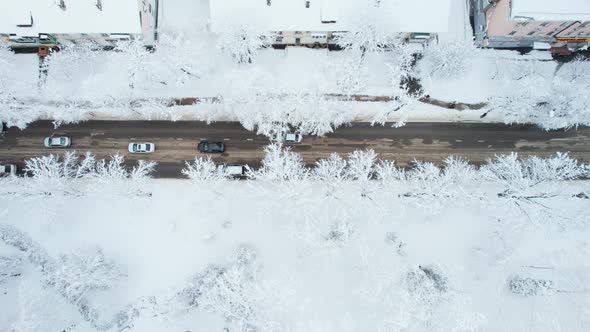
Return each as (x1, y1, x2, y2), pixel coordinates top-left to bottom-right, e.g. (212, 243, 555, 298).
(483, 0, 590, 48)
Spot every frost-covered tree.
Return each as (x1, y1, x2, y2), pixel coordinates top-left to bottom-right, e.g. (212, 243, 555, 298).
(345, 149, 377, 198)
(47, 247, 123, 302)
(491, 57, 590, 130)
(153, 30, 212, 88)
(248, 143, 309, 200)
(336, 4, 402, 61)
(216, 68, 354, 137)
(23, 152, 156, 196)
(481, 152, 588, 200)
(419, 39, 475, 80)
(182, 156, 223, 183)
(314, 153, 350, 196)
(249, 143, 308, 183)
(215, 23, 272, 64)
(113, 39, 155, 97)
(178, 245, 279, 331)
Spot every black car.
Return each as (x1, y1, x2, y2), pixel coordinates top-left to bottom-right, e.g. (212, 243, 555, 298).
(198, 141, 225, 153)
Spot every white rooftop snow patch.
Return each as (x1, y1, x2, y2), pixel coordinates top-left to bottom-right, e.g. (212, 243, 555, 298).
(210, 0, 451, 33)
(511, 0, 590, 21)
(0, 0, 142, 35)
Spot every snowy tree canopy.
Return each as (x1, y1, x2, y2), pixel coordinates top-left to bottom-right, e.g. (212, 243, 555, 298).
(491, 56, 590, 130)
(215, 23, 273, 64)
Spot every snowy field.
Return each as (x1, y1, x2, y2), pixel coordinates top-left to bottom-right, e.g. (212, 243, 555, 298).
(1, 148, 589, 331)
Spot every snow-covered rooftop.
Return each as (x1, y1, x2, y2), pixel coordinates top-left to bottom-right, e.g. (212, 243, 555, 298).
(511, 0, 590, 21)
(0, 0, 142, 36)
(209, 0, 451, 33)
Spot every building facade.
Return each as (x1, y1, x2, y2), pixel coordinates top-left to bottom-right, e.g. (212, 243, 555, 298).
(209, 0, 452, 48)
(0, 0, 159, 50)
(475, 0, 590, 53)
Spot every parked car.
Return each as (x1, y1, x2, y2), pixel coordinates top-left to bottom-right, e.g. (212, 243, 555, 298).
(217, 164, 247, 178)
(198, 141, 225, 153)
(44, 136, 71, 148)
(0, 164, 16, 176)
(128, 142, 155, 154)
(279, 130, 303, 144)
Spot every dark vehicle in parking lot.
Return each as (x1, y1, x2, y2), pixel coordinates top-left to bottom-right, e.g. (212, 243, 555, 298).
(198, 141, 225, 153)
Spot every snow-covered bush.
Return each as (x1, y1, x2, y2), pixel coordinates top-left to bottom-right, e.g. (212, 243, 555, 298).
(0, 223, 54, 273)
(508, 276, 553, 297)
(0, 256, 23, 283)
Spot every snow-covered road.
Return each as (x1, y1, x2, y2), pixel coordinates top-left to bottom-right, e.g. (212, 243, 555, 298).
(2, 120, 590, 177)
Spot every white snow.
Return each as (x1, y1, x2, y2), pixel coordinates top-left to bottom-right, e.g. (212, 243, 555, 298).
(209, 0, 452, 33)
(1, 150, 589, 331)
(0, 0, 142, 35)
(511, 0, 590, 21)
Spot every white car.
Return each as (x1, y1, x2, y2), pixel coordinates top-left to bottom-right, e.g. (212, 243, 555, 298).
(44, 136, 71, 148)
(217, 164, 247, 178)
(0, 164, 16, 176)
(279, 130, 303, 144)
(128, 142, 155, 154)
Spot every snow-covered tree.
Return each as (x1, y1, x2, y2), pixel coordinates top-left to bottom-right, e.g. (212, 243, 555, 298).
(491, 58, 590, 130)
(249, 143, 308, 183)
(113, 39, 155, 97)
(23, 152, 156, 196)
(314, 153, 350, 196)
(215, 23, 272, 64)
(481, 152, 588, 199)
(336, 4, 402, 61)
(153, 30, 212, 88)
(419, 39, 475, 80)
(178, 245, 280, 331)
(47, 247, 123, 302)
(182, 156, 223, 183)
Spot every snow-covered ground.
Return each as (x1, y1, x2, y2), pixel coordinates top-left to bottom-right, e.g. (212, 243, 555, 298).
(1, 149, 589, 331)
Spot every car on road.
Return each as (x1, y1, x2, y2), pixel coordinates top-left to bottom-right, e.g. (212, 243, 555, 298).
(217, 164, 247, 178)
(0, 164, 16, 176)
(128, 142, 155, 154)
(44, 136, 71, 148)
(198, 141, 225, 153)
(280, 130, 303, 144)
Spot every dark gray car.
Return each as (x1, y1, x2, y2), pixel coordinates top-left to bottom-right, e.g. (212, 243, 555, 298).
(198, 141, 225, 153)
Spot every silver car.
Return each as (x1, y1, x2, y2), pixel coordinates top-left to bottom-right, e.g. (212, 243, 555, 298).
(44, 136, 71, 148)
(280, 130, 303, 144)
(128, 142, 155, 154)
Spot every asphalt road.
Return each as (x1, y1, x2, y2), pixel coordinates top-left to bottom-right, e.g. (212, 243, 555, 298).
(1, 121, 589, 178)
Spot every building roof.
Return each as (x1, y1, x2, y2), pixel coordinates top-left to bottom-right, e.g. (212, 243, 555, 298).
(209, 0, 451, 33)
(511, 0, 590, 21)
(0, 0, 142, 36)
